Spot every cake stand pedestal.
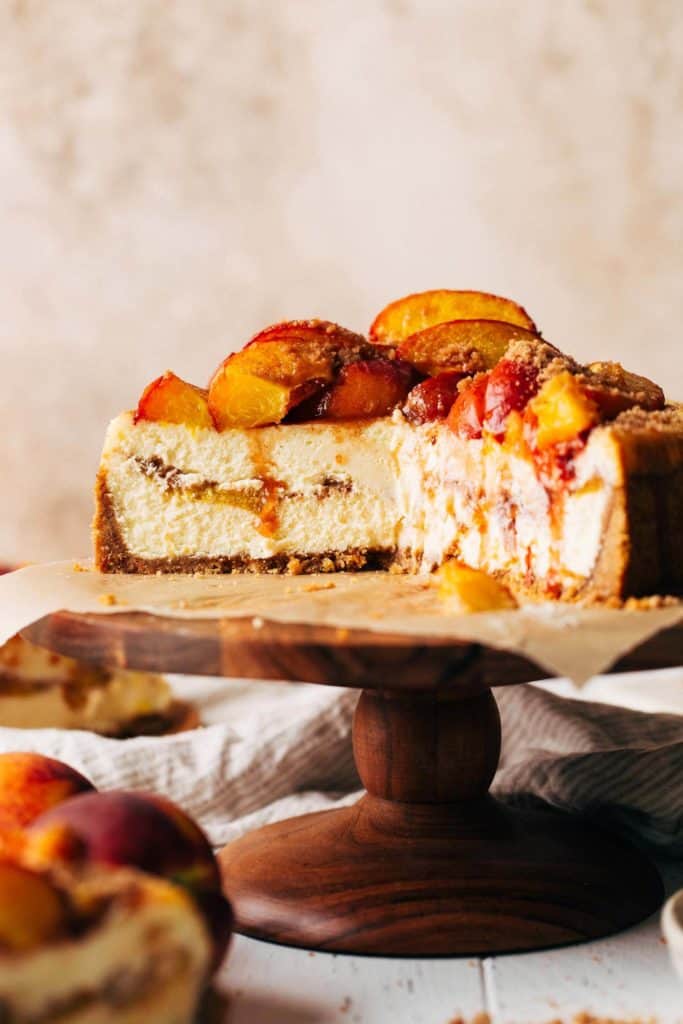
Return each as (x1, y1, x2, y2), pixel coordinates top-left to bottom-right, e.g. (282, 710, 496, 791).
(24, 612, 682, 957)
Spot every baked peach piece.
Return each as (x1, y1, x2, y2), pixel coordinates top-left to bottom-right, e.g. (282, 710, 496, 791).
(0, 860, 71, 951)
(402, 371, 465, 424)
(135, 371, 213, 428)
(0, 752, 94, 831)
(208, 320, 371, 429)
(321, 358, 413, 419)
(370, 289, 537, 344)
(397, 320, 542, 376)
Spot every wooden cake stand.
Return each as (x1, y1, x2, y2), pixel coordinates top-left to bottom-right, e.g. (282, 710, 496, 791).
(24, 611, 682, 958)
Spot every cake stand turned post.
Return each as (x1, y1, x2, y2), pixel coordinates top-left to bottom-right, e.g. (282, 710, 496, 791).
(23, 611, 673, 958)
(219, 666, 663, 956)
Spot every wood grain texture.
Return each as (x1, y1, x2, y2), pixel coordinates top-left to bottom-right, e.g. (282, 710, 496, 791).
(219, 793, 663, 956)
(219, 686, 663, 956)
(22, 612, 683, 687)
(353, 690, 501, 802)
(24, 610, 674, 957)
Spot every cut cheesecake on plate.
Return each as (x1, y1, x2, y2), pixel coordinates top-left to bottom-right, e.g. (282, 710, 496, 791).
(0, 862, 212, 1023)
(94, 290, 683, 602)
(0, 634, 193, 736)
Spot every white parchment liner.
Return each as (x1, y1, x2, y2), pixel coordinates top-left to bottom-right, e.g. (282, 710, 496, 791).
(0, 562, 680, 685)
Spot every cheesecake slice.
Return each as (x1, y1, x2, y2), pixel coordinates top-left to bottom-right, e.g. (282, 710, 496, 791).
(0, 634, 188, 736)
(0, 865, 211, 1024)
(94, 291, 682, 602)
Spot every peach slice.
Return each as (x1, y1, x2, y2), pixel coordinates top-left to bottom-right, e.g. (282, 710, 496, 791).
(0, 753, 95, 832)
(208, 320, 371, 429)
(370, 289, 536, 344)
(436, 561, 517, 612)
(0, 861, 70, 951)
(319, 358, 413, 420)
(527, 371, 599, 449)
(208, 369, 305, 430)
(447, 374, 489, 439)
(402, 371, 466, 424)
(483, 359, 540, 438)
(135, 372, 213, 429)
(582, 362, 665, 417)
(397, 320, 541, 377)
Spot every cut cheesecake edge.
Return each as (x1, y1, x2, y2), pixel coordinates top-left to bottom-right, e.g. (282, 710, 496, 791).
(0, 868, 211, 1024)
(0, 634, 187, 736)
(93, 407, 683, 602)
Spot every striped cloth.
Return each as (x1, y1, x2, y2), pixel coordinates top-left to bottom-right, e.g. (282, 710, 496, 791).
(0, 674, 680, 851)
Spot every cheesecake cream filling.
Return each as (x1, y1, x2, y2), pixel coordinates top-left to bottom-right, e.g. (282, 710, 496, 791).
(99, 412, 624, 590)
(0, 672, 173, 734)
(0, 636, 173, 733)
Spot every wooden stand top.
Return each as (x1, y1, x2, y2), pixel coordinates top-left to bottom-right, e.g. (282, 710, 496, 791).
(22, 610, 683, 691)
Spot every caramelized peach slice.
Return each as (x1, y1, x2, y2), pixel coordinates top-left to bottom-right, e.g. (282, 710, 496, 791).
(483, 359, 540, 438)
(402, 371, 466, 424)
(209, 370, 309, 430)
(397, 320, 541, 377)
(436, 561, 517, 612)
(321, 358, 413, 419)
(527, 372, 599, 449)
(208, 321, 371, 429)
(135, 372, 213, 429)
(370, 290, 536, 344)
(0, 861, 70, 951)
(582, 362, 665, 417)
(446, 374, 489, 439)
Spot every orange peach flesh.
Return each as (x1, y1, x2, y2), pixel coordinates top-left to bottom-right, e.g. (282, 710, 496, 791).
(0, 861, 70, 951)
(370, 289, 537, 344)
(135, 372, 213, 429)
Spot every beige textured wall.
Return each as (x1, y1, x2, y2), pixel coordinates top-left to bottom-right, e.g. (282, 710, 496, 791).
(1, 0, 682, 561)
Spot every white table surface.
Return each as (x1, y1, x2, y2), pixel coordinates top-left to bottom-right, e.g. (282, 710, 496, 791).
(214, 857, 683, 1024)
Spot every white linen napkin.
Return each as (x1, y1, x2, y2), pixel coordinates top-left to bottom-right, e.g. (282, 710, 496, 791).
(0, 671, 680, 852)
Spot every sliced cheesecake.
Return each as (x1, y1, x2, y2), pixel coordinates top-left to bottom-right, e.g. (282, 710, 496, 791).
(94, 291, 683, 602)
(0, 634, 188, 736)
(0, 864, 211, 1024)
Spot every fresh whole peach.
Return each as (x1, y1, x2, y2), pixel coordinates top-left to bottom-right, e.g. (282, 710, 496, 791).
(0, 753, 95, 831)
(29, 790, 233, 969)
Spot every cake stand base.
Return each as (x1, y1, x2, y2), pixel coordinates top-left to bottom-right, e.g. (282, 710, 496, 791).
(24, 612, 675, 959)
(220, 794, 661, 956)
(220, 687, 663, 956)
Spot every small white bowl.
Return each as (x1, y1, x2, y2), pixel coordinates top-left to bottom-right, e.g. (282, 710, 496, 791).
(662, 889, 683, 979)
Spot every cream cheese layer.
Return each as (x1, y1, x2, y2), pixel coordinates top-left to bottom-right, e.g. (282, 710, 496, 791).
(99, 411, 622, 592)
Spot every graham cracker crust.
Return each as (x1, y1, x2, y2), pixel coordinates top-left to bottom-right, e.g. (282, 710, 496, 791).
(94, 472, 396, 575)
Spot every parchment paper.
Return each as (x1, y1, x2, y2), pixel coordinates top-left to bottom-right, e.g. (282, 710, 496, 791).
(0, 561, 680, 684)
